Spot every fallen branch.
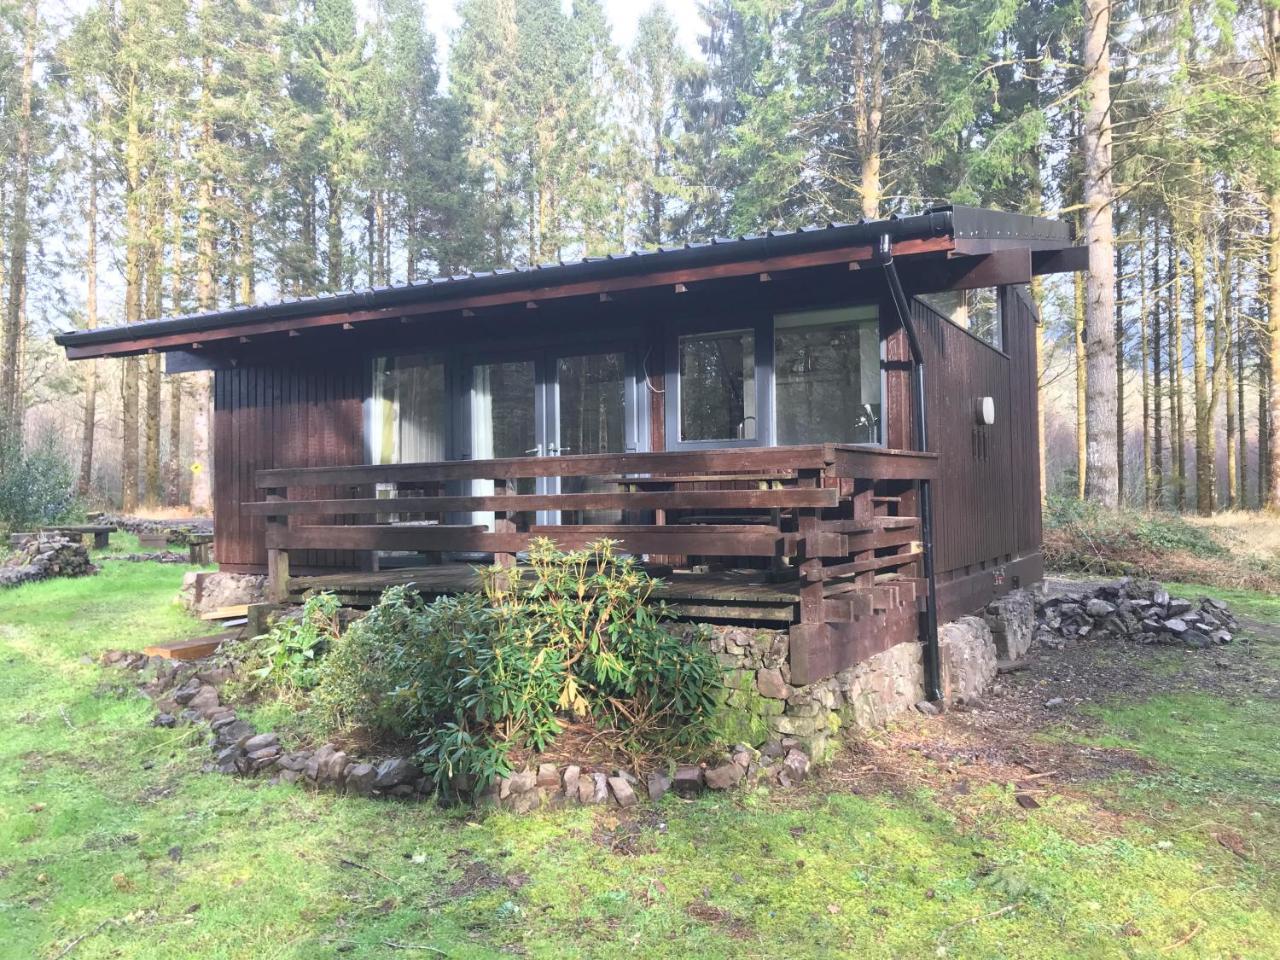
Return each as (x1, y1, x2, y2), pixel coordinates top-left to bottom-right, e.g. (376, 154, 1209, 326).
(53, 918, 118, 959)
(381, 940, 448, 954)
(938, 903, 1020, 942)
(1162, 921, 1203, 952)
(338, 857, 401, 886)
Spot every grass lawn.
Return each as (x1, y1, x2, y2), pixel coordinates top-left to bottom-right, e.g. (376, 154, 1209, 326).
(2, 558, 1279, 958)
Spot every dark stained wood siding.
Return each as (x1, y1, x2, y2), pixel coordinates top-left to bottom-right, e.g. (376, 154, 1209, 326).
(910, 289, 1042, 618)
(213, 361, 366, 570)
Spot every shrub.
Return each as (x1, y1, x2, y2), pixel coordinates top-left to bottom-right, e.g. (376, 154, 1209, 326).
(0, 420, 79, 535)
(240, 592, 342, 697)
(313, 539, 724, 793)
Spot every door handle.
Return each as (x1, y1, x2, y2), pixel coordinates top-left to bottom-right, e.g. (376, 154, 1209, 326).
(525, 445, 542, 455)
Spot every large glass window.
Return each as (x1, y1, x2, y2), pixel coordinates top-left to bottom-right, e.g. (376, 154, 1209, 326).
(369, 355, 447, 464)
(774, 306, 881, 445)
(678, 329, 756, 442)
(918, 287, 1002, 350)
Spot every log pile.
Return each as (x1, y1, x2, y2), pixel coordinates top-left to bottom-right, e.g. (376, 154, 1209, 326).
(1036, 578, 1237, 649)
(0, 534, 97, 589)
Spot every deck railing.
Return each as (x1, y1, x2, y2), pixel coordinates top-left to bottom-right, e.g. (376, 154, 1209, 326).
(249, 443, 937, 679)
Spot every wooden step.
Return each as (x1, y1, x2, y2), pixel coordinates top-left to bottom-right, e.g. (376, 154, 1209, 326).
(143, 631, 237, 660)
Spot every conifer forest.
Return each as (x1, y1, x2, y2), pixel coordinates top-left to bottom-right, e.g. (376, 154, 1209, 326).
(1, 0, 1278, 517)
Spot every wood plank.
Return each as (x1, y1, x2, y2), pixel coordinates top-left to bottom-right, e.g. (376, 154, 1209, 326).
(199, 604, 251, 621)
(242, 487, 840, 517)
(143, 631, 237, 661)
(271, 523, 804, 557)
(256, 445, 839, 488)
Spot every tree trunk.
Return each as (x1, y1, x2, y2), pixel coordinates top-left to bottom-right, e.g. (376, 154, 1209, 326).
(78, 140, 100, 499)
(1266, 5, 1280, 510)
(121, 87, 144, 513)
(1236, 279, 1247, 506)
(1074, 266, 1087, 498)
(1, 0, 36, 429)
(326, 174, 342, 290)
(1082, 0, 1119, 505)
(1115, 239, 1126, 502)
(1139, 217, 1152, 508)
(852, 0, 884, 220)
(1170, 234, 1186, 511)
(165, 173, 184, 505)
(1152, 222, 1164, 506)
(1188, 193, 1212, 515)
(144, 244, 163, 506)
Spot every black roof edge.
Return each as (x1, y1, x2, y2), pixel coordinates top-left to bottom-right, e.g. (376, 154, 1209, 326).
(55, 211, 955, 349)
(54, 206, 1072, 351)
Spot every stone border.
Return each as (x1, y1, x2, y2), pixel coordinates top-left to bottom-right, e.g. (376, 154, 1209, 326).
(102, 649, 815, 812)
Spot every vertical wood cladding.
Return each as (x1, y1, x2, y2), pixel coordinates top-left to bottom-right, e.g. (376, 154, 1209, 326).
(912, 291, 1042, 583)
(213, 362, 366, 570)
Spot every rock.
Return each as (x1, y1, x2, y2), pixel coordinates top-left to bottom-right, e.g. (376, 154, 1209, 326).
(242, 732, 279, 754)
(324, 751, 350, 783)
(171, 677, 203, 705)
(760, 739, 786, 760)
(152, 712, 177, 728)
(704, 762, 745, 791)
(756, 667, 789, 700)
(247, 746, 281, 772)
(1211, 630, 1232, 645)
(1044, 697, 1065, 709)
(373, 758, 415, 790)
(562, 765, 580, 802)
(646, 770, 672, 802)
(731, 745, 758, 769)
(345, 763, 377, 796)
(214, 720, 255, 747)
(214, 746, 242, 774)
(305, 745, 338, 781)
(577, 772, 596, 804)
(590, 772, 610, 804)
(673, 765, 704, 798)
(536, 763, 560, 790)
(914, 700, 940, 716)
(1181, 629, 1211, 649)
(1163, 618, 1188, 636)
(1166, 598, 1194, 617)
(781, 749, 810, 784)
(187, 685, 220, 716)
(1085, 598, 1116, 618)
(608, 776, 638, 808)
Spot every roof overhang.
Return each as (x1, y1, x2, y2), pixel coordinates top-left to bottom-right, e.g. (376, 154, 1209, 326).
(56, 205, 1082, 361)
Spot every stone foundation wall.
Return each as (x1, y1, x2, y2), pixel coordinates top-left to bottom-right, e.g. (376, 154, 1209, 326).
(693, 589, 1033, 758)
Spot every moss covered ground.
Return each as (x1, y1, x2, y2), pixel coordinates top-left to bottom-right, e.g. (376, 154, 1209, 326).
(2, 554, 1279, 958)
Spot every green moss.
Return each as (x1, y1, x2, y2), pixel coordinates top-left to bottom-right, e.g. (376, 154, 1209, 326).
(711, 670, 775, 747)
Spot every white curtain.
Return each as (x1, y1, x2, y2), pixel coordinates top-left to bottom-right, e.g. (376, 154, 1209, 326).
(471, 364, 496, 530)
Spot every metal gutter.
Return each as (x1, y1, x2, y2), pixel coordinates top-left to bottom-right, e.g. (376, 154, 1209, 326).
(875, 233, 944, 705)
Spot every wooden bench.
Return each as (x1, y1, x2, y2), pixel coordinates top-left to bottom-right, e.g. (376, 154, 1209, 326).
(33, 525, 116, 549)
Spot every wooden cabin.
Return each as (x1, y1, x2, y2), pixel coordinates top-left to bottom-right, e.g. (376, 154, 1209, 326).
(57, 205, 1084, 692)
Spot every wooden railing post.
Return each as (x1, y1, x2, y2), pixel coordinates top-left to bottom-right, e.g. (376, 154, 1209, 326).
(492, 477, 516, 570)
(265, 486, 290, 603)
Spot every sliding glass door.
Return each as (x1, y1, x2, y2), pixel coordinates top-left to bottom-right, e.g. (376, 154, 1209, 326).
(550, 351, 630, 524)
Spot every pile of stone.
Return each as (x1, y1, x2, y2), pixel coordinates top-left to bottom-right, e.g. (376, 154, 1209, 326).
(1036, 579, 1237, 649)
(103, 647, 812, 812)
(0, 534, 96, 589)
(114, 551, 190, 564)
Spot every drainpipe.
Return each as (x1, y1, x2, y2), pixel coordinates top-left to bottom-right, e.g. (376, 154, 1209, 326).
(875, 233, 943, 704)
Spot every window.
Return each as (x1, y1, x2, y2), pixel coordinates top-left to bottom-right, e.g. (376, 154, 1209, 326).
(774, 306, 881, 445)
(918, 287, 1002, 350)
(369, 355, 447, 464)
(677, 329, 757, 442)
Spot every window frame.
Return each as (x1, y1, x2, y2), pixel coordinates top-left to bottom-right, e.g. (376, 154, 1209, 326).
(665, 304, 886, 452)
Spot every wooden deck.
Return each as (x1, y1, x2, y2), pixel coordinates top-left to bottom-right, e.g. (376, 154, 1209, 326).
(289, 564, 803, 624)
(257, 443, 937, 683)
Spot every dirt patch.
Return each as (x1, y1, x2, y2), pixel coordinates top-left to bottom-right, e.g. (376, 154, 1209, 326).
(825, 590, 1280, 819)
(444, 851, 527, 899)
(684, 898, 754, 939)
(593, 805, 668, 856)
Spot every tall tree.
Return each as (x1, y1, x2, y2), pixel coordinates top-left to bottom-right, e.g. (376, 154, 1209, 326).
(1, 0, 36, 431)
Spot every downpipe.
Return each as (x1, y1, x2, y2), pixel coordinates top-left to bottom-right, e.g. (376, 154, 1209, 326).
(875, 234, 943, 704)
